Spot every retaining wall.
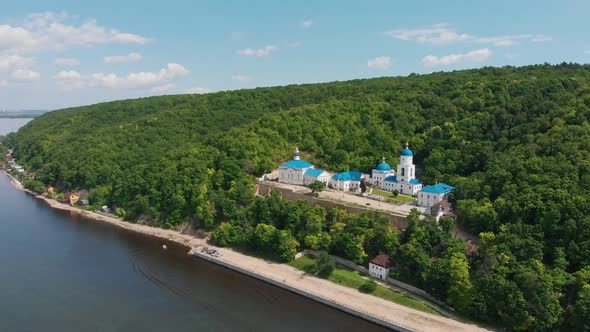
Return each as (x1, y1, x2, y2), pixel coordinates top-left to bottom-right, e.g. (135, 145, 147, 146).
(257, 183, 409, 229)
(188, 248, 413, 332)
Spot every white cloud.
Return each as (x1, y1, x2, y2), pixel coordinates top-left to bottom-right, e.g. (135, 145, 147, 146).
(386, 23, 473, 45)
(0, 11, 150, 54)
(238, 45, 278, 57)
(231, 75, 254, 83)
(54, 63, 189, 89)
(285, 41, 300, 48)
(54, 70, 80, 80)
(476, 34, 551, 46)
(150, 83, 176, 94)
(422, 48, 492, 67)
(531, 35, 552, 42)
(367, 56, 392, 70)
(186, 87, 211, 94)
(54, 57, 79, 66)
(0, 54, 35, 72)
(586, 50, 590, 55)
(0, 80, 7, 88)
(387, 23, 550, 47)
(301, 19, 313, 28)
(104, 52, 142, 64)
(12, 69, 40, 80)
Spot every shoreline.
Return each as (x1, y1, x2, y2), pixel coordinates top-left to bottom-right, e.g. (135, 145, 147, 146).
(3, 171, 490, 332)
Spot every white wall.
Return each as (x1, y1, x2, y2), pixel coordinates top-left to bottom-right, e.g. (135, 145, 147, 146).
(371, 170, 394, 189)
(417, 192, 445, 207)
(381, 181, 422, 196)
(369, 263, 390, 280)
(279, 168, 308, 185)
(303, 172, 330, 186)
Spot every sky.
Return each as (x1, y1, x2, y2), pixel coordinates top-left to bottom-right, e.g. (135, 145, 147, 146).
(0, 0, 589, 110)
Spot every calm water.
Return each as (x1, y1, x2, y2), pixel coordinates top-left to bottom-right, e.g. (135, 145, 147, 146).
(0, 118, 388, 332)
(0, 118, 32, 135)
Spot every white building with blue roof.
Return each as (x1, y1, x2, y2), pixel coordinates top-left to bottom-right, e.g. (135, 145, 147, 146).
(373, 143, 423, 196)
(418, 183, 455, 208)
(303, 168, 331, 186)
(330, 171, 365, 192)
(371, 157, 395, 188)
(279, 147, 331, 186)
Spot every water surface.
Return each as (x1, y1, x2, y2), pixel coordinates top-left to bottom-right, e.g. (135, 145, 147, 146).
(0, 118, 32, 135)
(0, 119, 389, 332)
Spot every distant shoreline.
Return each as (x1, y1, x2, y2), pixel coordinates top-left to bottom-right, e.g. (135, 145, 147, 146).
(1, 171, 490, 332)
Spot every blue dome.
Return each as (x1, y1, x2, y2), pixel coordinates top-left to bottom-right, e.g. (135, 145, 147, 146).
(400, 148, 413, 157)
(375, 161, 392, 171)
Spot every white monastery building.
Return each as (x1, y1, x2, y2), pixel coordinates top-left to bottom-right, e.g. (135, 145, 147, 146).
(417, 183, 455, 208)
(279, 147, 331, 186)
(371, 143, 423, 196)
(369, 254, 394, 280)
(278, 144, 455, 212)
(330, 171, 365, 192)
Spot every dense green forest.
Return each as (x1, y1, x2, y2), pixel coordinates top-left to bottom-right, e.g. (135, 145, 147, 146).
(5, 63, 590, 330)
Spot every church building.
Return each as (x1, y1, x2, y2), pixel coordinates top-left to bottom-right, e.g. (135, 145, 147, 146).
(279, 147, 330, 186)
(372, 143, 423, 196)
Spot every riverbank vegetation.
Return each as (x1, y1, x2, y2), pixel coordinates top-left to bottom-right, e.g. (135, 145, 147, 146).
(288, 254, 439, 315)
(7, 63, 590, 330)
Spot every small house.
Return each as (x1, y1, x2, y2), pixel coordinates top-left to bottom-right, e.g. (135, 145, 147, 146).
(369, 254, 394, 280)
(68, 193, 80, 206)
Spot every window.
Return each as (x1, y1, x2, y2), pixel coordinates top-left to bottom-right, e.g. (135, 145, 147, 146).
(401, 168, 405, 176)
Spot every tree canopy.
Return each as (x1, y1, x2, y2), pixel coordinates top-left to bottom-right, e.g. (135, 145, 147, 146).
(7, 63, 590, 330)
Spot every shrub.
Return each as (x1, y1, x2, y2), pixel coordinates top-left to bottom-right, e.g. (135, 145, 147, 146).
(359, 279, 378, 293)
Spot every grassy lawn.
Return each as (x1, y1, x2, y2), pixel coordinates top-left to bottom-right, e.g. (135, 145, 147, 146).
(370, 188, 416, 204)
(288, 255, 440, 315)
(288, 254, 317, 273)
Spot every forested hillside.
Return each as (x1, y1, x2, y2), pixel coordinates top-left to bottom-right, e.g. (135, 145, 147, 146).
(6, 63, 590, 330)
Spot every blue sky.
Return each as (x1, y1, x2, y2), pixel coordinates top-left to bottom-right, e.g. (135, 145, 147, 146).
(1, 0, 589, 110)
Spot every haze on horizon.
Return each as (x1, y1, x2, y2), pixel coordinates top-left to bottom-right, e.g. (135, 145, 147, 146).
(0, 0, 588, 110)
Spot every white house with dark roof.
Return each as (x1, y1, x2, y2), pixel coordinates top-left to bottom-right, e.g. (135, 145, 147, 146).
(417, 183, 455, 208)
(369, 254, 394, 280)
(374, 143, 423, 196)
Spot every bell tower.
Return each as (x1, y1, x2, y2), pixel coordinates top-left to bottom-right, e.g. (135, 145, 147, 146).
(397, 142, 416, 182)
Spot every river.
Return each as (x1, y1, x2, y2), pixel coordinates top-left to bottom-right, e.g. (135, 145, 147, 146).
(0, 118, 389, 332)
(0, 118, 32, 136)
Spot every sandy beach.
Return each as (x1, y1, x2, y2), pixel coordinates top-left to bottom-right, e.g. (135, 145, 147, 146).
(4, 172, 490, 332)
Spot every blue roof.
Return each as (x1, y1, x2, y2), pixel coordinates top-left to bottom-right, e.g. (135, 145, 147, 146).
(374, 161, 392, 171)
(400, 148, 413, 156)
(280, 159, 313, 169)
(332, 171, 363, 181)
(304, 169, 325, 177)
(409, 179, 422, 185)
(420, 183, 454, 194)
(384, 175, 398, 183)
